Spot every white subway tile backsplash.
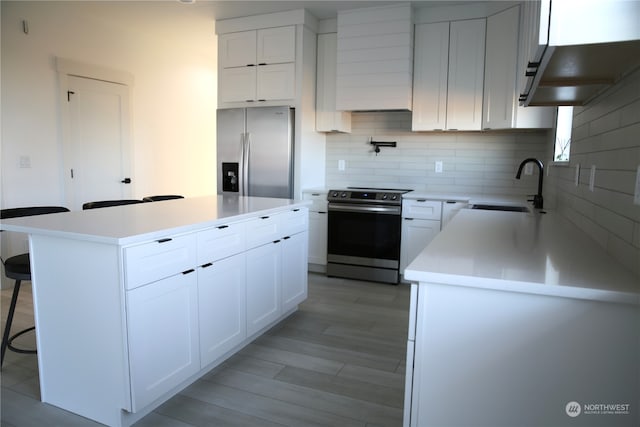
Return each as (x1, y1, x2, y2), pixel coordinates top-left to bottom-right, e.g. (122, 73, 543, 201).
(547, 67, 640, 279)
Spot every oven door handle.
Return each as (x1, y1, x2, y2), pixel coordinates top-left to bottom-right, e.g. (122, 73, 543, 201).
(328, 203, 401, 215)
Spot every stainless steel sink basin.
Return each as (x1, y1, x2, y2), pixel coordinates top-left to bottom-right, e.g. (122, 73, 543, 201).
(471, 204, 529, 213)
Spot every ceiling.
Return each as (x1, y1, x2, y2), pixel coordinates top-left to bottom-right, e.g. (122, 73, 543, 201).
(189, 0, 479, 21)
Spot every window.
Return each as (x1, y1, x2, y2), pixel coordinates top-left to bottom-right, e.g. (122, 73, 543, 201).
(553, 106, 573, 162)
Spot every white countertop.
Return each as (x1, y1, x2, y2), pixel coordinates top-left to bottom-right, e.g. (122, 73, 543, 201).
(0, 195, 311, 246)
(405, 209, 640, 304)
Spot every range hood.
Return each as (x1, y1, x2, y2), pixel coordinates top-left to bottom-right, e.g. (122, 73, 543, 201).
(520, 0, 640, 107)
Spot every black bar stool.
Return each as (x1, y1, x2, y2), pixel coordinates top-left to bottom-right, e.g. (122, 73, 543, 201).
(142, 195, 184, 202)
(82, 199, 143, 209)
(1, 206, 70, 367)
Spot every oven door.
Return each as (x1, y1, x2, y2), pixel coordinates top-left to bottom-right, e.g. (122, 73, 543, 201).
(327, 203, 402, 269)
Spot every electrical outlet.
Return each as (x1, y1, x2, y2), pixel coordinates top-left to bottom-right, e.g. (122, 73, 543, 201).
(634, 165, 640, 205)
(338, 159, 345, 171)
(574, 164, 580, 186)
(589, 165, 596, 192)
(524, 163, 533, 175)
(19, 155, 31, 168)
(435, 161, 443, 173)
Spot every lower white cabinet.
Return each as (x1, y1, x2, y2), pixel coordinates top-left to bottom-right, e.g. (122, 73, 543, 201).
(126, 271, 200, 412)
(246, 241, 282, 336)
(281, 231, 309, 312)
(400, 218, 441, 272)
(198, 253, 247, 367)
(308, 211, 328, 266)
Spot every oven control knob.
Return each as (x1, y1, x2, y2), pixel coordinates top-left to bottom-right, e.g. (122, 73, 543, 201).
(331, 191, 338, 197)
(391, 195, 398, 200)
(382, 194, 388, 200)
(341, 192, 347, 198)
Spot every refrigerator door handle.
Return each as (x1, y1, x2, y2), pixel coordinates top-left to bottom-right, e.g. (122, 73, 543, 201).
(244, 132, 251, 195)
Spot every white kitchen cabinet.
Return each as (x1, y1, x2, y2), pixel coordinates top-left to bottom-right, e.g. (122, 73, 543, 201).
(281, 231, 309, 312)
(441, 200, 468, 228)
(246, 241, 282, 336)
(303, 191, 328, 269)
(198, 253, 246, 368)
(413, 19, 486, 131)
(400, 199, 443, 272)
(218, 26, 296, 105)
(400, 218, 440, 272)
(483, 6, 555, 129)
(126, 270, 200, 412)
(316, 33, 351, 132)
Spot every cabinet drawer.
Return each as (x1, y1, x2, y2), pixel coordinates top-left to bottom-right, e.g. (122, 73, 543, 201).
(280, 208, 308, 237)
(124, 234, 197, 290)
(197, 221, 246, 264)
(245, 213, 282, 249)
(402, 200, 443, 220)
(302, 192, 328, 213)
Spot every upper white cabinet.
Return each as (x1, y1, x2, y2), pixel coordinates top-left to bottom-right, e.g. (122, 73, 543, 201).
(413, 19, 486, 131)
(483, 6, 554, 129)
(218, 26, 296, 105)
(336, 3, 414, 111)
(316, 33, 351, 132)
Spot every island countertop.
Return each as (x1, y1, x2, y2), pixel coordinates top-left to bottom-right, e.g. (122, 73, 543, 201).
(0, 195, 311, 246)
(404, 209, 639, 304)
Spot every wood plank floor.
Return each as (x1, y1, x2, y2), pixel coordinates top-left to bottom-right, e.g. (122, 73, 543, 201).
(1, 273, 410, 426)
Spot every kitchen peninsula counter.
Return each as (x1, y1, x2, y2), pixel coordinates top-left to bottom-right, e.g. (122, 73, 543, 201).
(1, 195, 311, 427)
(403, 209, 639, 427)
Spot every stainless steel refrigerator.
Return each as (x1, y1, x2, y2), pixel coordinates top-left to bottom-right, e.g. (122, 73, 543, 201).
(217, 106, 294, 199)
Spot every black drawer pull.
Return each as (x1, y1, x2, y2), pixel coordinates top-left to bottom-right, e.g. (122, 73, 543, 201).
(416, 199, 427, 202)
(283, 236, 291, 240)
(318, 211, 327, 214)
(217, 225, 229, 229)
(273, 239, 281, 244)
(201, 263, 213, 268)
(293, 208, 300, 212)
(182, 269, 195, 275)
(446, 201, 457, 204)
(260, 216, 270, 219)
(405, 218, 414, 221)
(157, 238, 172, 243)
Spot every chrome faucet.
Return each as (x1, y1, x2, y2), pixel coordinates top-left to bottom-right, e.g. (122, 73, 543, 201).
(516, 158, 544, 209)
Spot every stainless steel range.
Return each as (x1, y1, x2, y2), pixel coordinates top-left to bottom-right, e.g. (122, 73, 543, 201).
(327, 187, 412, 284)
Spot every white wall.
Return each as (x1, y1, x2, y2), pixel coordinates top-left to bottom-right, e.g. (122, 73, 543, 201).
(1, 1, 218, 208)
(326, 111, 551, 196)
(545, 67, 640, 279)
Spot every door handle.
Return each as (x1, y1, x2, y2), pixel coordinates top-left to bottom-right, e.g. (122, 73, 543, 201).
(121, 177, 131, 184)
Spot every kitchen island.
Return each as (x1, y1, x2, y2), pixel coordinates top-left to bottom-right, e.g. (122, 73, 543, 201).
(1, 195, 310, 427)
(403, 209, 639, 427)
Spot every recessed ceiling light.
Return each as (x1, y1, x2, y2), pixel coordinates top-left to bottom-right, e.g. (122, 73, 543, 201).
(178, 0, 196, 4)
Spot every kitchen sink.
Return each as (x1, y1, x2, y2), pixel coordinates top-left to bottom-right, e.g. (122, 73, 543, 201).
(471, 204, 529, 213)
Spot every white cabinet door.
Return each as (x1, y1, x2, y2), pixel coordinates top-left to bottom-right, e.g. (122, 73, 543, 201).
(246, 241, 281, 336)
(257, 26, 295, 64)
(308, 211, 327, 265)
(256, 63, 295, 101)
(219, 67, 257, 104)
(400, 218, 440, 272)
(447, 19, 486, 131)
(441, 201, 468, 229)
(198, 253, 246, 367)
(281, 231, 308, 312)
(126, 271, 200, 411)
(316, 33, 351, 132)
(483, 6, 519, 130)
(412, 22, 450, 131)
(220, 31, 257, 68)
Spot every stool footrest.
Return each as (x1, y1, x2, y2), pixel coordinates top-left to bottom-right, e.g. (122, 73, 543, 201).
(7, 326, 37, 354)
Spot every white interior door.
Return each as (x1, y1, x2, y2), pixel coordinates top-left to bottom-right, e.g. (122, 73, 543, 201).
(64, 75, 132, 210)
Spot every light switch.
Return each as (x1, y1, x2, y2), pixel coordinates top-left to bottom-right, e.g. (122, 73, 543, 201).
(338, 159, 345, 171)
(435, 161, 443, 173)
(589, 165, 596, 192)
(524, 163, 533, 175)
(574, 164, 580, 186)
